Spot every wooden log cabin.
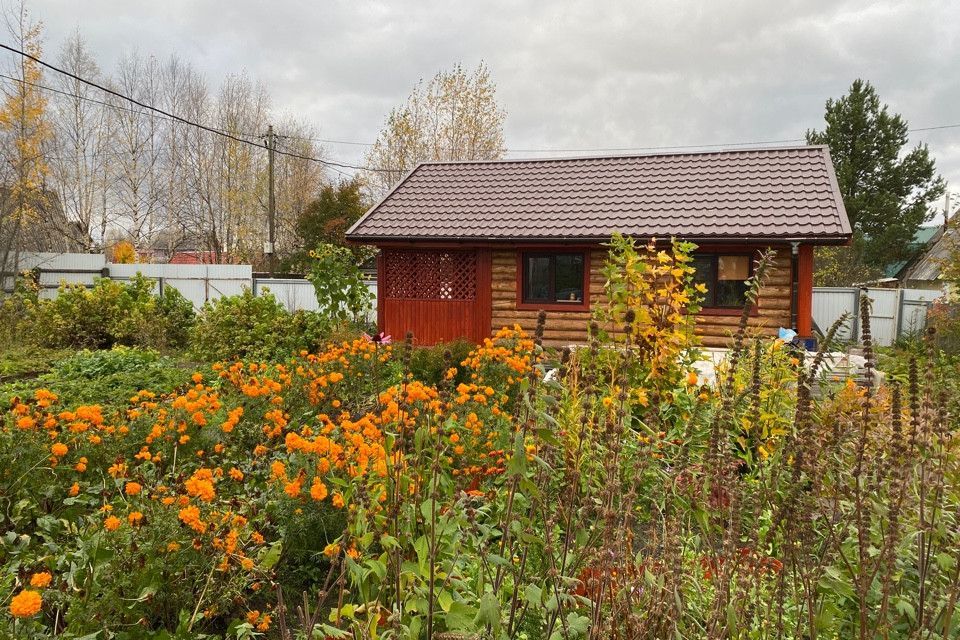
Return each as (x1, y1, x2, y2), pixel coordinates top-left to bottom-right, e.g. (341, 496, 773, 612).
(346, 146, 851, 348)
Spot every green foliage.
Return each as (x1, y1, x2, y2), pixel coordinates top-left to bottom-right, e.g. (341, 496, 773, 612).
(807, 79, 945, 279)
(0, 347, 192, 408)
(814, 243, 885, 287)
(407, 338, 475, 386)
(0, 345, 71, 382)
(927, 300, 960, 356)
(0, 271, 41, 347)
(36, 274, 195, 351)
(190, 288, 328, 362)
(304, 243, 374, 329)
(287, 179, 368, 270)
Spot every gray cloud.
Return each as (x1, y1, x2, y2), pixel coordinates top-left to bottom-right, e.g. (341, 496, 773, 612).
(27, 0, 960, 215)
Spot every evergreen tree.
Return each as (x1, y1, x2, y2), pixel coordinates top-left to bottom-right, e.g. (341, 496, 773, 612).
(807, 80, 944, 284)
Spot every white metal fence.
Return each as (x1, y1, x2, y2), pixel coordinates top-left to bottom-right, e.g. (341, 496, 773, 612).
(2, 252, 377, 319)
(812, 287, 942, 346)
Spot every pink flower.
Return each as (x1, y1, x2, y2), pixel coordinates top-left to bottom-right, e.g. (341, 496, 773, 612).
(364, 332, 392, 345)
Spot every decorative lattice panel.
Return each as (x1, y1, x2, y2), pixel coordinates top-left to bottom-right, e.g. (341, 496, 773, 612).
(383, 249, 477, 300)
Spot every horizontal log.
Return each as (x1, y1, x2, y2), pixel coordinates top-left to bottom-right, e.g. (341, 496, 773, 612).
(757, 297, 791, 310)
(493, 310, 593, 322)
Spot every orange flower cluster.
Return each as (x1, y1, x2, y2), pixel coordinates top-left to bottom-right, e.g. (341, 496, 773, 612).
(3, 327, 540, 629)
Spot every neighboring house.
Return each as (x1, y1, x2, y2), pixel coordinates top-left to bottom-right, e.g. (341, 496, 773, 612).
(883, 225, 942, 282)
(0, 188, 86, 275)
(169, 250, 222, 265)
(345, 146, 852, 347)
(899, 223, 957, 292)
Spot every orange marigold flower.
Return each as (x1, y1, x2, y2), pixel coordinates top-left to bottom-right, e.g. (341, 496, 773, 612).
(229, 468, 244, 481)
(323, 542, 340, 557)
(251, 531, 265, 545)
(29, 572, 52, 588)
(284, 477, 302, 498)
(253, 444, 268, 456)
(16, 416, 36, 430)
(192, 372, 203, 384)
(246, 610, 260, 624)
(128, 511, 144, 526)
(50, 442, 68, 457)
(9, 589, 42, 617)
(185, 468, 216, 502)
(686, 371, 698, 386)
(125, 481, 142, 496)
(178, 505, 206, 533)
(241, 557, 254, 570)
(68, 482, 80, 497)
(256, 614, 272, 631)
(309, 478, 328, 501)
(104, 515, 122, 531)
(331, 492, 345, 509)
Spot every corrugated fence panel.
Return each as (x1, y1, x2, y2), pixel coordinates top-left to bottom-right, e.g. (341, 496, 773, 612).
(17, 252, 106, 272)
(812, 287, 858, 341)
(255, 279, 320, 312)
(252, 279, 378, 322)
(4, 252, 107, 295)
(812, 286, 945, 346)
(866, 289, 900, 346)
(900, 288, 940, 337)
(108, 263, 253, 310)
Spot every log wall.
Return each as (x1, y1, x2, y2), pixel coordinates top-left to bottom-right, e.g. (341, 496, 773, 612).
(491, 247, 794, 348)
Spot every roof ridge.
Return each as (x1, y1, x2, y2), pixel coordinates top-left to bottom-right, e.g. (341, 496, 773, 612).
(414, 144, 828, 167)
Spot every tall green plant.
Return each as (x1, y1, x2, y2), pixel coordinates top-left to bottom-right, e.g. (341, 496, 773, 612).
(305, 243, 374, 328)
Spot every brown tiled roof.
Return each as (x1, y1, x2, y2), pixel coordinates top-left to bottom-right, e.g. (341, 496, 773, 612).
(346, 145, 851, 243)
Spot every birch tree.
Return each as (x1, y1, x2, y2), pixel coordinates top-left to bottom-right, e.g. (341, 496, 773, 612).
(365, 62, 505, 196)
(50, 30, 112, 250)
(0, 2, 52, 273)
(111, 51, 165, 249)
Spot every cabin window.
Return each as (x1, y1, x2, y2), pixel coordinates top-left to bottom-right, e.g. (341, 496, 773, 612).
(521, 252, 585, 304)
(692, 254, 752, 308)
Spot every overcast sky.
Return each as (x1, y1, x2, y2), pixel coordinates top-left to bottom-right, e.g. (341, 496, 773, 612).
(22, 0, 960, 220)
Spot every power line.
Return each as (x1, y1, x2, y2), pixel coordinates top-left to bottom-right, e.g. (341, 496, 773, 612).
(273, 118, 960, 156)
(4, 41, 959, 166)
(0, 72, 373, 179)
(0, 43, 396, 174)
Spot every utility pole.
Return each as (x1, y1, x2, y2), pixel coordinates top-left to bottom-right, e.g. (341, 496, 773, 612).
(266, 124, 276, 275)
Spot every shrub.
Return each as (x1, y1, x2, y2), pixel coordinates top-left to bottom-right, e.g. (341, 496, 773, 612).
(190, 288, 328, 362)
(928, 298, 960, 355)
(0, 271, 42, 348)
(36, 275, 194, 351)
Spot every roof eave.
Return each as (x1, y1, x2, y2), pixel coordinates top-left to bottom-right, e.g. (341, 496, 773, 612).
(345, 233, 853, 246)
